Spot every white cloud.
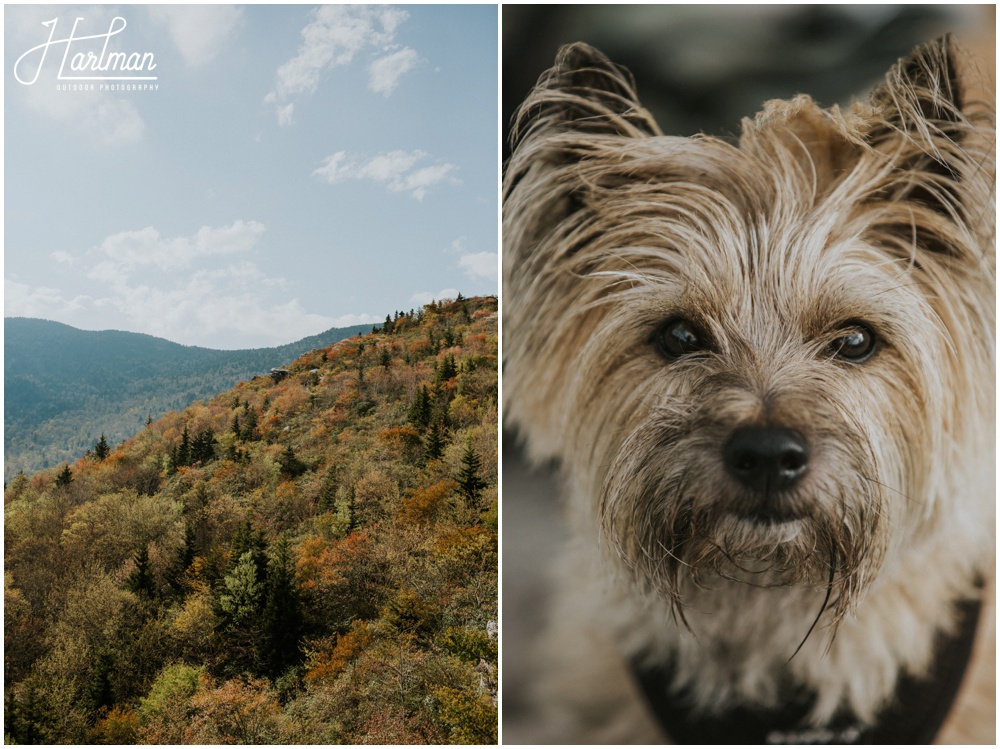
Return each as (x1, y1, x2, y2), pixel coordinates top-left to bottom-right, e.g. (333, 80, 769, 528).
(369, 47, 419, 96)
(4, 278, 92, 319)
(314, 150, 459, 200)
(148, 5, 243, 67)
(265, 5, 413, 123)
(458, 252, 498, 283)
(95, 220, 265, 275)
(7, 220, 341, 348)
(411, 289, 460, 307)
(276, 103, 295, 128)
(329, 312, 382, 328)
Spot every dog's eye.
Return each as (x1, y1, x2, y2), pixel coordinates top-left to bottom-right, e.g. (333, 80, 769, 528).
(656, 318, 708, 360)
(830, 323, 878, 363)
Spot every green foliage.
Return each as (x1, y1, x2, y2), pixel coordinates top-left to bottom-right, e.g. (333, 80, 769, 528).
(278, 444, 308, 478)
(316, 465, 339, 512)
(441, 626, 498, 664)
(434, 685, 498, 744)
(258, 537, 303, 678)
(55, 464, 73, 487)
(457, 439, 486, 505)
(125, 543, 156, 597)
(424, 420, 447, 463)
(408, 384, 432, 429)
(93, 433, 111, 461)
(219, 551, 264, 625)
(4, 296, 498, 744)
(166, 522, 197, 596)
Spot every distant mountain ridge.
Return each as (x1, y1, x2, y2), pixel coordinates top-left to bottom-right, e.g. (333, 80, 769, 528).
(5, 317, 372, 477)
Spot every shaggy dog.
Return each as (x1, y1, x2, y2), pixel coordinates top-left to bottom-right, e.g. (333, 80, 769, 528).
(503, 37, 994, 743)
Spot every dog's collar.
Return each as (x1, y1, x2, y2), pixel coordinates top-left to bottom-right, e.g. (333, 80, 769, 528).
(631, 593, 983, 745)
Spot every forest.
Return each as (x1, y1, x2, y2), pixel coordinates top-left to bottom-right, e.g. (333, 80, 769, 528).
(5, 317, 372, 477)
(4, 295, 498, 744)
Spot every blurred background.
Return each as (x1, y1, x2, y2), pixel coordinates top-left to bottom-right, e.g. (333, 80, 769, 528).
(501, 4, 994, 743)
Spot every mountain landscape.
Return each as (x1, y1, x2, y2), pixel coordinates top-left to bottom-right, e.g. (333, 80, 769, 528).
(5, 318, 372, 478)
(4, 295, 498, 744)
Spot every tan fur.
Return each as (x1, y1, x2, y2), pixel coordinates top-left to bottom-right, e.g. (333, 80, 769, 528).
(504, 37, 995, 742)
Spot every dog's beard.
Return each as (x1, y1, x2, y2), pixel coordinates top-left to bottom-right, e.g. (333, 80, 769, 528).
(600, 406, 890, 630)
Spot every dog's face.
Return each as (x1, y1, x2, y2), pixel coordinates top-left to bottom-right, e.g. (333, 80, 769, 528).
(504, 40, 994, 621)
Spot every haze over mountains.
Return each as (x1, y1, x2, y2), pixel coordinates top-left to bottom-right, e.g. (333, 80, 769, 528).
(5, 317, 372, 477)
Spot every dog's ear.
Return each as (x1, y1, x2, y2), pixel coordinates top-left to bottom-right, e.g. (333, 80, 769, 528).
(863, 36, 990, 259)
(868, 35, 964, 143)
(509, 43, 659, 155)
(865, 37, 969, 195)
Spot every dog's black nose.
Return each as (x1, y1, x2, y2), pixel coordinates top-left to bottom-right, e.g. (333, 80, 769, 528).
(723, 426, 809, 494)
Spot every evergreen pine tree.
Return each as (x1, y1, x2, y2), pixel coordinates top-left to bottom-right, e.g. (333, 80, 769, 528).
(278, 444, 308, 478)
(171, 425, 191, 469)
(440, 354, 458, 382)
(7, 677, 45, 744)
(229, 520, 268, 584)
(55, 465, 73, 488)
(258, 537, 303, 678)
(408, 385, 432, 429)
(9, 470, 29, 500)
(126, 544, 156, 597)
(241, 408, 259, 442)
(93, 434, 111, 461)
(424, 421, 446, 463)
(85, 650, 116, 716)
(317, 466, 338, 512)
(344, 484, 357, 534)
(190, 429, 216, 464)
(166, 522, 197, 596)
(457, 439, 486, 504)
(218, 550, 264, 626)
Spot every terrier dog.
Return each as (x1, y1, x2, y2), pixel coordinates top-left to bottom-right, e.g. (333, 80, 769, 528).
(503, 38, 994, 743)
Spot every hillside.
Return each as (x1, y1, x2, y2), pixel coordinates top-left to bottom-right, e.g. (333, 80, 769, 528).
(4, 295, 498, 744)
(4, 318, 371, 478)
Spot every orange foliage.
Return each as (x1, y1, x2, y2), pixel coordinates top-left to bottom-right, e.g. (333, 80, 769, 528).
(184, 674, 282, 744)
(304, 622, 373, 683)
(91, 705, 141, 744)
(271, 382, 310, 417)
(397, 480, 458, 525)
(295, 531, 371, 594)
(378, 425, 420, 444)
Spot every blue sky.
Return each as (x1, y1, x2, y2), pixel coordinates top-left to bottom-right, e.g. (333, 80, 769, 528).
(5, 4, 498, 349)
